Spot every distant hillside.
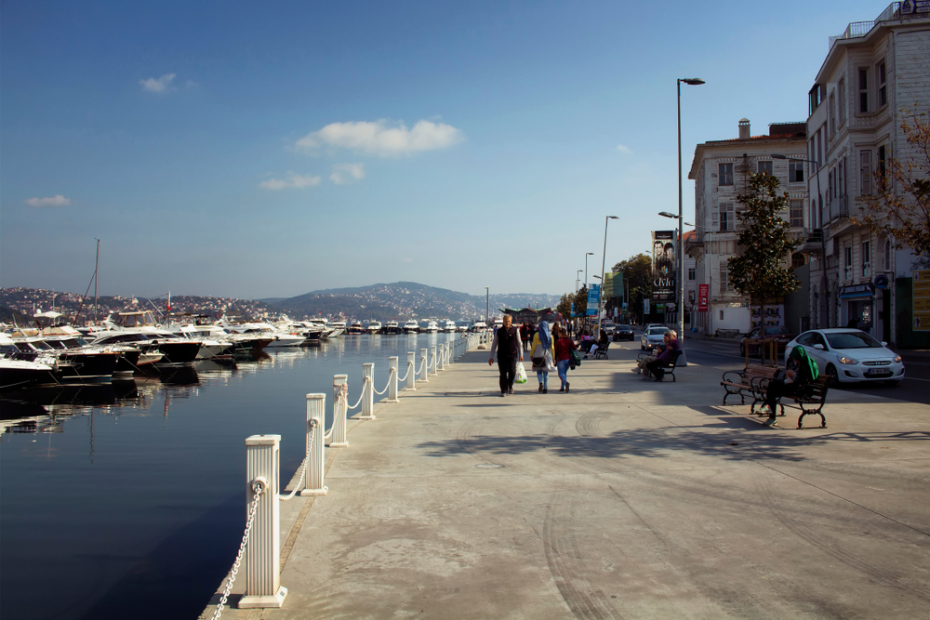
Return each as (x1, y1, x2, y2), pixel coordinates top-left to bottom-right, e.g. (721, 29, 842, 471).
(273, 282, 559, 321)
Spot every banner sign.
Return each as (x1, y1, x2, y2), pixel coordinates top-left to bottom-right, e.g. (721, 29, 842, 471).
(643, 298, 650, 315)
(603, 272, 622, 298)
(698, 283, 709, 312)
(652, 230, 677, 303)
(915, 270, 930, 331)
(586, 284, 600, 317)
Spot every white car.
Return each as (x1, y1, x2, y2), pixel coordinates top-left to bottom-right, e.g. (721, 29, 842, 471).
(785, 329, 905, 386)
(641, 326, 669, 350)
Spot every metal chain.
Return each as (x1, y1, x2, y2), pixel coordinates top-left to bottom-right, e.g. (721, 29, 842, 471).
(281, 419, 316, 501)
(212, 479, 265, 620)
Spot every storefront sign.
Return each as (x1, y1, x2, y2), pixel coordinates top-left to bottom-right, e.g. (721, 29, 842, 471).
(873, 274, 889, 289)
(914, 270, 930, 331)
(698, 283, 709, 312)
(838, 283, 875, 299)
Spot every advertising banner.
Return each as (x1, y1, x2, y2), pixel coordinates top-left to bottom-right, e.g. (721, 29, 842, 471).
(586, 284, 600, 317)
(652, 230, 677, 303)
(698, 283, 709, 312)
(603, 271, 622, 298)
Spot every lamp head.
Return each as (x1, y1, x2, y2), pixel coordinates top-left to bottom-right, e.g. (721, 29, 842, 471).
(586, 252, 594, 256)
(658, 211, 678, 219)
(608, 215, 618, 220)
(681, 78, 705, 85)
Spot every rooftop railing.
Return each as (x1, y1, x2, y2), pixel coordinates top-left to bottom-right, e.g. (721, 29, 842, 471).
(829, 2, 904, 46)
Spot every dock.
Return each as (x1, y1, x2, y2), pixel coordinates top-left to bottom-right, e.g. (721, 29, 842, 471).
(201, 344, 930, 619)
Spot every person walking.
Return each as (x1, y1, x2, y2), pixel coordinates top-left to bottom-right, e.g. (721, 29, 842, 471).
(520, 323, 530, 351)
(553, 324, 576, 392)
(531, 316, 554, 393)
(488, 314, 523, 396)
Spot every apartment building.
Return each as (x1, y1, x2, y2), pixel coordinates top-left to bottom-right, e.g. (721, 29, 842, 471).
(806, 2, 930, 346)
(687, 119, 809, 335)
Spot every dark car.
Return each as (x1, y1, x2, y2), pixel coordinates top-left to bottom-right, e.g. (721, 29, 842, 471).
(739, 326, 796, 358)
(612, 324, 635, 341)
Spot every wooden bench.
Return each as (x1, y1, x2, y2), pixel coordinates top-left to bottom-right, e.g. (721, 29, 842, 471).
(720, 364, 780, 408)
(756, 375, 830, 429)
(591, 341, 610, 359)
(638, 349, 682, 382)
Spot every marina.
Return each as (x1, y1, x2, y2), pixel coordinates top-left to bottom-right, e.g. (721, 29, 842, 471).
(0, 331, 465, 620)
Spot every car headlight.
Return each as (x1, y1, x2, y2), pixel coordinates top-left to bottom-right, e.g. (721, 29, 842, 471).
(837, 356, 859, 365)
(893, 355, 902, 363)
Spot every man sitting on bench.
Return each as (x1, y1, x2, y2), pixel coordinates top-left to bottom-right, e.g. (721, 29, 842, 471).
(645, 329, 680, 381)
(759, 345, 818, 427)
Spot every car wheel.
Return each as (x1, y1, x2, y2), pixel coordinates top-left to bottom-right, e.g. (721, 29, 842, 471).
(825, 364, 839, 387)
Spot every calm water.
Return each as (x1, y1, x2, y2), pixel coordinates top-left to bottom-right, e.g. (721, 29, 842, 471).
(0, 332, 463, 620)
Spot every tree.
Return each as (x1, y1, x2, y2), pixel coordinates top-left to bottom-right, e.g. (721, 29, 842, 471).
(612, 253, 652, 323)
(853, 108, 930, 261)
(728, 172, 801, 336)
(573, 285, 588, 323)
(556, 293, 572, 320)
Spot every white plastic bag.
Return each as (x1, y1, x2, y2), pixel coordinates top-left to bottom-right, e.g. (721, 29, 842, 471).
(515, 362, 528, 384)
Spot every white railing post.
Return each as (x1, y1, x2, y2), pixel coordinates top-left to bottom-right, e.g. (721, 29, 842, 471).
(447, 342, 453, 364)
(406, 351, 417, 390)
(329, 375, 348, 447)
(360, 363, 375, 419)
(437, 343, 445, 371)
(388, 356, 399, 402)
(242, 435, 287, 609)
(430, 345, 438, 376)
(420, 348, 429, 383)
(302, 394, 328, 495)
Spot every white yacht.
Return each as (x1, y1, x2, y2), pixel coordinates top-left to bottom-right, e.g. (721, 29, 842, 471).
(403, 320, 419, 334)
(424, 320, 439, 333)
(443, 320, 457, 333)
(471, 321, 488, 332)
(223, 321, 305, 348)
(327, 320, 346, 338)
(367, 320, 382, 335)
(384, 320, 401, 334)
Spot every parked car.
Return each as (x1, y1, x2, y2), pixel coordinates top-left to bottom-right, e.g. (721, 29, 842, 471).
(612, 324, 635, 341)
(600, 321, 616, 336)
(739, 326, 796, 358)
(641, 326, 669, 350)
(784, 329, 905, 386)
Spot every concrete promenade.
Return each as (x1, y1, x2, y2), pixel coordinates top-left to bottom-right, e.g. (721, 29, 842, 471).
(202, 343, 930, 619)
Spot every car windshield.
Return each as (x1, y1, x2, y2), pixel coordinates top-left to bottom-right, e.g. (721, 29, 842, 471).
(825, 331, 883, 349)
(764, 327, 790, 335)
(616, 326, 632, 331)
(646, 328, 669, 336)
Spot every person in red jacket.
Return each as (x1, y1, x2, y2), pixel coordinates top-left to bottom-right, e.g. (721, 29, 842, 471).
(553, 324, 576, 392)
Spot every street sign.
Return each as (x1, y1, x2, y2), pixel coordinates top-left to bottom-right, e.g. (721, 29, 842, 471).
(914, 270, 930, 331)
(586, 284, 600, 317)
(698, 284, 709, 312)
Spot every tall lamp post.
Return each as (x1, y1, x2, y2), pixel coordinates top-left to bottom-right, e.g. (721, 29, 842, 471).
(485, 286, 489, 326)
(576, 269, 583, 291)
(596, 216, 619, 338)
(674, 77, 704, 365)
(772, 153, 825, 329)
(584, 252, 594, 332)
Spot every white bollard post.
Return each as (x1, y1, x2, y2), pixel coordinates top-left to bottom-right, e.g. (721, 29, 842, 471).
(360, 363, 375, 419)
(388, 356, 399, 402)
(447, 342, 453, 365)
(420, 348, 429, 383)
(329, 375, 349, 447)
(437, 343, 445, 372)
(242, 434, 287, 609)
(430, 345, 438, 376)
(302, 394, 328, 495)
(406, 351, 417, 390)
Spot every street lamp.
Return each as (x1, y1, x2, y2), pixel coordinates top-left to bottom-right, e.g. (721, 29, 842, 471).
(583, 252, 594, 331)
(772, 153, 825, 328)
(576, 269, 583, 291)
(597, 216, 619, 337)
(485, 286, 489, 326)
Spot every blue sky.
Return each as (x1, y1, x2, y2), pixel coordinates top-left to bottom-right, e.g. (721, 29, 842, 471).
(0, 0, 885, 299)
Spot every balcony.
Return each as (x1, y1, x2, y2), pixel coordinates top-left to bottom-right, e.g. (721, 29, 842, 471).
(826, 195, 849, 223)
(798, 229, 824, 254)
(829, 3, 905, 47)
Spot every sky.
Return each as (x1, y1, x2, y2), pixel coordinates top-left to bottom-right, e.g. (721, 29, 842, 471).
(0, 0, 888, 300)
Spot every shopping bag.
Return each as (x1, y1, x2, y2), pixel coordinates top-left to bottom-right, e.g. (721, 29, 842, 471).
(569, 348, 581, 369)
(515, 362, 528, 383)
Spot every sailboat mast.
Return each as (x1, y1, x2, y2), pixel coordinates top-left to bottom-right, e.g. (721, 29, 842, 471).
(94, 238, 100, 324)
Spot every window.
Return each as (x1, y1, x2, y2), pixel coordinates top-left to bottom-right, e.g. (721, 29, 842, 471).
(838, 157, 846, 196)
(688, 268, 696, 281)
(878, 145, 886, 180)
(719, 202, 735, 232)
(884, 239, 892, 270)
(790, 200, 804, 228)
(862, 240, 871, 277)
(792, 253, 806, 269)
(719, 263, 730, 294)
(789, 160, 804, 183)
(815, 129, 822, 167)
(757, 160, 773, 176)
(828, 169, 834, 203)
(838, 77, 847, 126)
(829, 91, 837, 135)
(718, 163, 733, 186)
(858, 68, 869, 113)
(844, 245, 853, 279)
(878, 62, 887, 108)
(811, 199, 818, 229)
(860, 150, 872, 196)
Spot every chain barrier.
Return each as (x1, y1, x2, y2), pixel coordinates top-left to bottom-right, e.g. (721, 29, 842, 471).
(280, 419, 317, 502)
(211, 478, 266, 620)
(342, 377, 369, 410)
(371, 367, 395, 396)
(396, 360, 413, 382)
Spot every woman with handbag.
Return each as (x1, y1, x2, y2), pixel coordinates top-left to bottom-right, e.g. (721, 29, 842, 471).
(531, 317, 555, 393)
(553, 324, 577, 392)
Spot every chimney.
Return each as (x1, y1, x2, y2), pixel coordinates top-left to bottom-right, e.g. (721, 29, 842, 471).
(738, 118, 751, 140)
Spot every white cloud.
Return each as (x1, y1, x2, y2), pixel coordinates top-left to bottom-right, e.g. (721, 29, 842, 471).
(140, 73, 177, 93)
(258, 172, 321, 190)
(296, 119, 464, 157)
(25, 195, 71, 208)
(330, 163, 366, 185)
(616, 144, 632, 154)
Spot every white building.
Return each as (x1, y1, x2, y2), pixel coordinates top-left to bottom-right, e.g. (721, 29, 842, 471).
(687, 119, 809, 335)
(805, 2, 930, 346)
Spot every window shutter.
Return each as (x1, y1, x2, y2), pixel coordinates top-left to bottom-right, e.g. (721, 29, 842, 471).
(711, 203, 719, 231)
(725, 203, 735, 231)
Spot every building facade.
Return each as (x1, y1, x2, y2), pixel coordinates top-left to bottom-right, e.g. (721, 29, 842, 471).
(687, 119, 809, 335)
(805, 3, 930, 346)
